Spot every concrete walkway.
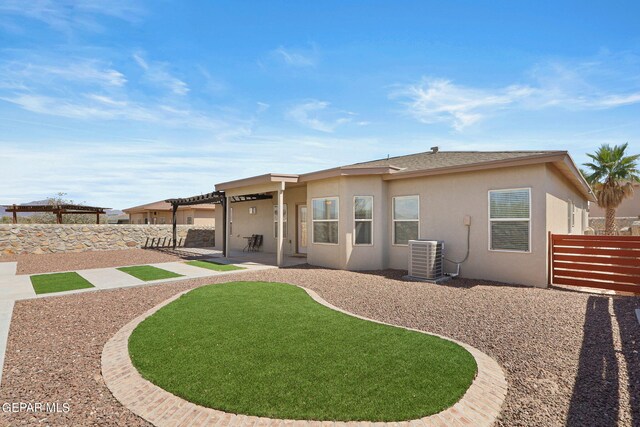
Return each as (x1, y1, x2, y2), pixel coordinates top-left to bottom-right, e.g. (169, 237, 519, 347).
(0, 258, 274, 385)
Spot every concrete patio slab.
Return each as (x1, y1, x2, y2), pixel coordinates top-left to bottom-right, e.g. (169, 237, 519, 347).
(77, 268, 145, 290)
(148, 262, 222, 278)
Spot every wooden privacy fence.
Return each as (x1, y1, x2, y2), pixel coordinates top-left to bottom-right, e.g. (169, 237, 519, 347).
(549, 233, 640, 294)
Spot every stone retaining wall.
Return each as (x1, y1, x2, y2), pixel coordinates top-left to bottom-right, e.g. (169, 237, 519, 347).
(0, 224, 215, 255)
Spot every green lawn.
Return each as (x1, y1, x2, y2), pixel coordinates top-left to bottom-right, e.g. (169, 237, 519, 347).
(129, 281, 477, 421)
(117, 265, 183, 281)
(185, 260, 245, 272)
(30, 272, 95, 295)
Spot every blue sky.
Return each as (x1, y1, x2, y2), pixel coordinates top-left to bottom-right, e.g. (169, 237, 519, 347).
(1, 1, 639, 209)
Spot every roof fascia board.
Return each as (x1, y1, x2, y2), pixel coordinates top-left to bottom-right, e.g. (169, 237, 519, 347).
(216, 174, 298, 191)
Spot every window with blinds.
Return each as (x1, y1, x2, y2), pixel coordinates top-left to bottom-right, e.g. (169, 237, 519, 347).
(489, 188, 530, 252)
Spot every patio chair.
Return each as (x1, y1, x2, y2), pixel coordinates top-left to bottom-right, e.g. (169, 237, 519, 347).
(243, 235, 257, 252)
(253, 234, 263, 252)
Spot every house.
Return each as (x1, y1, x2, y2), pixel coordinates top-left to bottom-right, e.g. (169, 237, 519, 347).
(124, 200, 216, 226)
(588, 182, 640, 234)
(213, 149, 595, 287)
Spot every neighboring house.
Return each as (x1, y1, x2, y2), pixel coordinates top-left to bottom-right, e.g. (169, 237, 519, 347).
(124, 200, 216, 226)
(588, 182, 640, 233)
(213, 149, 594, 287)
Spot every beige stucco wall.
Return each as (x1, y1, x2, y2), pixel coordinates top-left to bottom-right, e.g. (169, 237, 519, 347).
(544, 164, 589, 236)
(128, 209, 215, 226)
(217, 162, 589, 288)
(306, 176, 387, 270)
(223, 185, 307, 255)
(385, 164, 549, 287)
(588, 183, 640, 218)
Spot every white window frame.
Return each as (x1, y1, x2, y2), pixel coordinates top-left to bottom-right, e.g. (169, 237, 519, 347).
(568, 200, 575, 232)
(487, 187, 532, 253)
(392, 195, 420, 246)
(311, 197, 339, 245)
(353, 196, 374, 246)
(273, 204, 288, 238)
(228, 207, 233, 235)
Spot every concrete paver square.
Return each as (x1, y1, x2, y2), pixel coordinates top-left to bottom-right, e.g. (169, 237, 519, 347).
(148, 262, 221, 278)
(77, 268, 145, 289)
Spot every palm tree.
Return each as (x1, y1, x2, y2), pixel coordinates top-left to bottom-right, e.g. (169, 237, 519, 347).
(583, 143, 640, 235)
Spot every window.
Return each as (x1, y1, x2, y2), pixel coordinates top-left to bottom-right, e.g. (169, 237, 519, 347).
(567, 200, 574, 232)
(354, 196, 373, 245)
(273, 204, 288, 238)
(393, 195, 419, 245)
(312, 197, 339, 244)
(489, 188, 530, 252)
(186, 216, 193, 225)
(228, 207, 233, 235)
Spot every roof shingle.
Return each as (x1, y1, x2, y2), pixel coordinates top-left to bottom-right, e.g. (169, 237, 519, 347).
(345, 150, 564, 172)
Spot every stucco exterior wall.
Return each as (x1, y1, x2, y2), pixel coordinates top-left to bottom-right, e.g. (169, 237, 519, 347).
(385, 164, 548, 287)
(545, 164, 589, 236)
(306, 177, 343, 268)
(306, 176, 387, 270)
(128, 209, 215, 226)
(225, 186, 307, 255)
(218, 162, 589, 288)
(0, 224, 214, 255)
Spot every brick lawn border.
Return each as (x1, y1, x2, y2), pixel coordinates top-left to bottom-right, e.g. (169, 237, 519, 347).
(102, 284, 508, 426)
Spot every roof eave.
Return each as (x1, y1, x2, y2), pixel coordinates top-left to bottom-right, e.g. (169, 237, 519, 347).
(215, 173, 299, 191)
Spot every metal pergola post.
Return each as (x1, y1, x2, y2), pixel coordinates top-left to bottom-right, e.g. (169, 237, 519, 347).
(172, 203, 178, 249)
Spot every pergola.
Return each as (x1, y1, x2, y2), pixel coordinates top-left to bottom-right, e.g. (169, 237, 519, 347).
(165, 191, 273, 255)
(4, 204, 110, 224)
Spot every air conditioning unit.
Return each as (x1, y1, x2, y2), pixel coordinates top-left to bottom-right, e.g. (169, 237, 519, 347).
(407, 239, 446, 282)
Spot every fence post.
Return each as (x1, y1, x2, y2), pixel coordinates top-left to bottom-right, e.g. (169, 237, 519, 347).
(547, 231, 552, 286)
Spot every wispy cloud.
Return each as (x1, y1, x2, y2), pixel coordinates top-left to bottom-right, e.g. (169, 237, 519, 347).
(0, 133, 383, 207)
(286, 100, 355, 132)
(0, 55, 248, 133)
(270, 45, 318, 67)
(2, 60, 126, 87)
(0, 0, 143, 33)
(392, 78, 534, 131)
(393, 55, 640, 130)
(133, 53, 189, 95)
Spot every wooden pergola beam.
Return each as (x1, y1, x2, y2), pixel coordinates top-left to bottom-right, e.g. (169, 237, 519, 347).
(3, 204, 110, 224)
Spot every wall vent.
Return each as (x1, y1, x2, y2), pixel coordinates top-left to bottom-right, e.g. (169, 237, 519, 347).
(408, 239, 445, 281)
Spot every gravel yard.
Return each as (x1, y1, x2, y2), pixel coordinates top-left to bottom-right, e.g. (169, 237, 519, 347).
(0, 266, 638, 426)
(0, 249, 189, 275)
